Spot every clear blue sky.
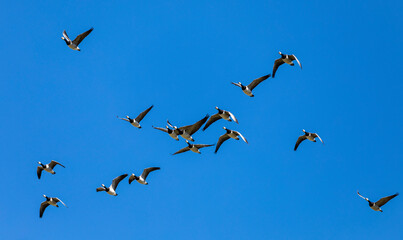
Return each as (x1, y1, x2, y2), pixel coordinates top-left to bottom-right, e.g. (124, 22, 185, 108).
(1, 0, 402, 239)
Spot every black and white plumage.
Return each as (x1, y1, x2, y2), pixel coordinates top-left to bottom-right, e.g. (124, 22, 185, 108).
(96, 174, 128, 196)
(215, 127, 248, 153)
(231, 74, 270, 97)
(37, 160, 65, 179)
(39, 195, 67, 218)
(203, 107, 238, 131)
(166, 115, 209, 142)
(294, 129, 324, 151)
(129, 167, 160, 185)
(61, 28, 94, 51)
(173, 140, 214, 155)
(152, 125, 180, 141)
(357, 191, 399, 212)
(272, 51, 302, 78)
(117, 105, 153, 129)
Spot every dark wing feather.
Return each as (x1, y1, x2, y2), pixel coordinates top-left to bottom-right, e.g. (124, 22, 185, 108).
(135, 105, 153, 122)
(112, 174, 128, 190)
(215, 134, 231, 153)
(247, 74, 270, 90)
(289, 55, 302, 69)
(37, 167, 43, 179)
(49, 160, 65, 169)
(173, 147, 191, 155)
(96, 187, 105, 192)
(203, 114, 221, 131)
(40, 202, 50, 218)
(180, 115, 209, 136)
(294, 135, 307, 151)
(152, 126, 168, 133)
(128, 174, 136, 184)
(194, 144, 215, 149)
(272, 58, 285, 78)
(72, 27, 94, 46)
(141, 167, 160, 180)
(376, 193, 399, 207)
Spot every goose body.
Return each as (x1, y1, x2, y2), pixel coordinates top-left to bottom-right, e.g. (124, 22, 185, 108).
(118, 105, 153, 129)
(39, 195, 67, 218)
(173, 141, 214, 155)
(153, 126, 179, 140)
(129, 167, 160, 185)
(231, 74, 270, 97)
(215, 127, 248, 153)
(294, 129, 324, 151)
(37, 160, 65, 179)
(166, 115, 209, 142)
(272, 51, 302, 78)
(203, 107, 238, 131)
(96, 174, 128, 196)
(357, 191, 399, 212)
(61, 28, 94, 51)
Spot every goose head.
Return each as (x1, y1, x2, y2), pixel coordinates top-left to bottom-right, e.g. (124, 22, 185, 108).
(38, 161, 45, 167)
(126, 115, 130, 119)
(186, 140, 192, 147)
(61, 37, 65, 40)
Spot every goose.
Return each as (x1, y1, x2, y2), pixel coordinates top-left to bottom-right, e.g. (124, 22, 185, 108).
(96, 174, 128, 196)
(231, 74, 270, 97)
(294, 129, 324, 151)
(39, 195, 67, 218)
(152, 125, 179, 140)
(166, 115, 209, 141)
(37, 160, 65, 179)
(272, 51, 302, 78)
(117, 105, 153, 128)
(215, 127, 248, 153)
(61, 28, 94, 51)
(203, 107, 238, 131)
(173, 140, 214, 155)
(129, 167, 160, 185)
(357, 191, 399, 212)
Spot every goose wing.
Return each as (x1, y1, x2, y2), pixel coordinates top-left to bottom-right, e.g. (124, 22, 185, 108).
(290, 54, 302, 69)
(247, 74, 270, 90)
(96, 187, 106, 192)
(215, 134, 231, 153)
(37, 167, 43, 179)
(272, 58, 285, 78)
(141, 167, 160, 180)
(203, 113, 221, 131)
(173, 146, 191, 155)
(227, 111, 238, 123)
(54, 198, 67, 207)
(62, 30, 71, 41)
(294, 135, 307, 151)
(49, 160, 65, 169)
(235, 131, 248, 143)
(180, 115, 209, 136)
(231, 82, 242, 88)
(135, 105, 153, 123)
(152, 126, 168, 133)
(128, 174, 136, 184)
(376, 193, 399, 207)
(72, 27, 94, 46)
(357, 191, 369, 201)
(117, 116, 130, 122)
(39, 201, 50, 218)
(111, 174, 128, 190)
(314, 133, 324, 144)
(194, 144, 215, 149)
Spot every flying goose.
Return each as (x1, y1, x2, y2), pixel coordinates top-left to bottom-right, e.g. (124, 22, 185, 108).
(203, 107, 238, 131)
(37, 160, 65, 179)
(61, 28, 94, 51)
(96, 174, 128, 196)
(129, 167, 160, 185)
(357, 191, 399, 212)
(152, 125, 179, 141)
(173, 140, 214, 155)
(39, 195, 67, 218)
(272, 51, 302, 78)
(231, 74, 271, 97)
(117, 105, 154, 128)
(166, 115, 209, 141)
(294, 129, 324, 151)
(215, 127, 248, 153)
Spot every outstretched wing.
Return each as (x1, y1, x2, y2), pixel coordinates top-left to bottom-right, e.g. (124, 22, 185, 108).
(314, 133, 324, 144)
(173, 147, 191, 155)
(62, 30, 71, 41)
(247, 74, 270, 90)
(49, 160, 65, 169)
(290, 54, 302, 69)
(141, 167, 160, 180)
(272, 58, 284, 78)
(112, 174, 128, 190)
(37, 167, 43, 179)
(294, 135, 307, 151)
(96, 187, 106, 192)
(227, 111, 238, 123)
(235, 131, 248, 143)
(135, 105, 153, 123)
(40, 201, 50, 218)
(215, 134, 231, 153)
(231, 82, 242, 88)
(72, 27, 94, 46)
(376, 193, 399, 207)
(203, 114, 221, 131)
(128, 174, 136, 184)
(152, 126, 168, 133)
(117, 116, 130, 122)
(357, 191, 369, 201)
(180, 115, 209, 136)
(54, 198, 67, 208)
(194, 144, 215, 149)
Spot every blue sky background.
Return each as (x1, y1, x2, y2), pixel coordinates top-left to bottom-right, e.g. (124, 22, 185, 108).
(1, 0, 402, 239)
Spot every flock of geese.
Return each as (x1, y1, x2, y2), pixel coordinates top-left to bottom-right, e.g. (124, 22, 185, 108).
(36, 27, 399, 218)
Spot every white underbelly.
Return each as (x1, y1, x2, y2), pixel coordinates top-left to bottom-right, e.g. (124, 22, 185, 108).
(190, 147, 200, 153)
(68, 44, 79, 50)
(169, 132, 179, 140)
(243, 88, 253, 96)
(220, 113, 230, 121)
